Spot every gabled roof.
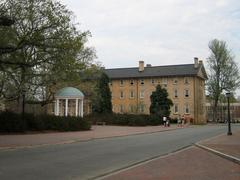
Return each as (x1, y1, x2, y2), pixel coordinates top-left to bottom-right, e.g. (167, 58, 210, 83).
(104, 64, 208, 79)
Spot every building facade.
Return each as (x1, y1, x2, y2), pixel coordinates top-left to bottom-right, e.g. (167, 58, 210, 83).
(206, 102, 240, 123)
(105, 58, 208, 124)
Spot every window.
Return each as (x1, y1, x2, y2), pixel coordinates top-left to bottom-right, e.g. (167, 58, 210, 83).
(173, 78, 178, 84)
(129, 105, 135, 113)
(185, 89, 189, 97)
(130, 79, 134, 86)
(184, 77, 189, 84)
(139, 104, 144, 113)
(129, 90, 135, 98)
(185, 104, 190, 114)
(120, 91, 124, 99)
(174, 104, 178, 114)
(120, 105, 124, 113)
(140, 79, 144, 85)
(140, 90, 144, 98)
(174, 89, 178, 98)
(120, 80, 124, 86)
(162, 78, 167, 84)
(151, 79, 155, 85)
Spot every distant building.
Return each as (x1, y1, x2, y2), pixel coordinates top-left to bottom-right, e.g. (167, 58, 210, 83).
(105, 58, 208, 124)
(206, 102, 240, 123)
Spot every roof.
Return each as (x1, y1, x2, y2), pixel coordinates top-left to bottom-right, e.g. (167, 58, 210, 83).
(104, 64, 207, 79)
(55, 87, 84, 98)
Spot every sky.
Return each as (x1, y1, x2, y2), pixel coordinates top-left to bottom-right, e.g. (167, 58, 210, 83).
(60, 0, 240, 94)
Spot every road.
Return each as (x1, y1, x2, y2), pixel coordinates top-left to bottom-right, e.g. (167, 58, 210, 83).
(0, 125, 239, 180)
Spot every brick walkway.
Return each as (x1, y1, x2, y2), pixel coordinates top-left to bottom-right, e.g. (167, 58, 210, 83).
(101, 130, 240, 180)
(200, 131, 240, 159)
(102, 146, 240, 180)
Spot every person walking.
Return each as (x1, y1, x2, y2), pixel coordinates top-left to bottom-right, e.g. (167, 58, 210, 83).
(177, 115, 181, 127)
(181, 115, 185, 127)
(163, 116, 167, 127)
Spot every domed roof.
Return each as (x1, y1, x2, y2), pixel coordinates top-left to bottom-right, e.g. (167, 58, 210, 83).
(55, 87, 84, 98)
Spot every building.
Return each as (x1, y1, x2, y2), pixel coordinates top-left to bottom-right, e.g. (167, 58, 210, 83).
(206, 102, 240, 123)
(104, 58, 208, 124)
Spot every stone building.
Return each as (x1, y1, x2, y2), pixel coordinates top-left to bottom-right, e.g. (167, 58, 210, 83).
(206, 102, 240, 123)
(104, 58, 208, 124)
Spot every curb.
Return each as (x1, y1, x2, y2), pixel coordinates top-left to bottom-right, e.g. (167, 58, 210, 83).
(93, 145, 193, 180)
(195, 143, 240, 165)
(0, 126, 186, 151)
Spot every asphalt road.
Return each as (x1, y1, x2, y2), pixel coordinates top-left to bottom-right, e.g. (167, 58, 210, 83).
(0, 125, 239, 180)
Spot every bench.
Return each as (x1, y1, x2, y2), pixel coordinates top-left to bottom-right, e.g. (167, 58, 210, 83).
(96, 121, 106, 125)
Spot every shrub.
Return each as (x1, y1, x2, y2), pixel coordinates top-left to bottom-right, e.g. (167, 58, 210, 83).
(0, 111, 26, 132)
(87, 113, 164, 126)
(0, 111, 91, 133)
(169, 118, 178, 124)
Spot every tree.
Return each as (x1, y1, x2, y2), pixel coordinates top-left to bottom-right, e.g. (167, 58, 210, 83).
(0, 0, 96, 106)
(150, 85, 173, 117)
(207, 39, 240, 121)
(92, 72, 112, 114)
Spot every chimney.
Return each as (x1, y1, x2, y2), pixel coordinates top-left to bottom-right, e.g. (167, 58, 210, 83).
(199, 60, 203, 65)
(146, 64, 152, 67)
(194, 57, 198, 68)
(139, 61, 144, 72)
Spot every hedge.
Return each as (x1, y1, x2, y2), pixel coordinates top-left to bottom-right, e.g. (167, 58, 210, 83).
(0, 111, 91, 133)
(0, 111, 178, 133)
(85, 113, 168, 126)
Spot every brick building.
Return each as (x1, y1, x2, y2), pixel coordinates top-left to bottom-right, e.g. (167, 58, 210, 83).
(105, 58, 208, 124)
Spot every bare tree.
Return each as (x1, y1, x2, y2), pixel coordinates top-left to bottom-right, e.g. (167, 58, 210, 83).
(207, 39, 240, 122)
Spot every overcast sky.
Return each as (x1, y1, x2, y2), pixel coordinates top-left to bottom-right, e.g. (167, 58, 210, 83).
(59, 0, 240, 95)
(60, 0, 239, 68)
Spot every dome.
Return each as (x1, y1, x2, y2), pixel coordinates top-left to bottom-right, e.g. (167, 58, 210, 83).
(55, 87, 84, 98)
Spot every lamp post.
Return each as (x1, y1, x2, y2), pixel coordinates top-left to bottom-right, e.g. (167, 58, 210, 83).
(226, 92, 232, 135)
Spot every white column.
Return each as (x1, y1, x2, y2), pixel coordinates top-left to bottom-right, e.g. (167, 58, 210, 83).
(81, 99, 84, 117)
(75, 99, 78, 116)
(56, 99, 59, 116)
(54, 100, 57, 115)
(65, 99, 68, 116)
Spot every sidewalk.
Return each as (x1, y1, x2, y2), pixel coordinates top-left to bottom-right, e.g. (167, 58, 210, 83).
(101, 130, 240, 180)
(0, 125, 181, 150)
(198, 131, 240, 160)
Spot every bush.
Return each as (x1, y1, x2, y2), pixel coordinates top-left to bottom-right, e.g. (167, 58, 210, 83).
(0, 111, 91, 133)
(86, 113, 164, 126)
(0, 111, 26, 132)
(169, 118, 178, 124)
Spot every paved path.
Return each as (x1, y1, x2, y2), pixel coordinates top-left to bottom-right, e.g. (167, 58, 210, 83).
(102, 146, 240, 180)
(101, 129, 240, 180)
(0, 125, 181, 149)
(200, 130, 240, 159)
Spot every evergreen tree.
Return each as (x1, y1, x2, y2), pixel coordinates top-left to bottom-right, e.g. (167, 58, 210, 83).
(92, 72, 112, 114)
(150, 85, 173, 117)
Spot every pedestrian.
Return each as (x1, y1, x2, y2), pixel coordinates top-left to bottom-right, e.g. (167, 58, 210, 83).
(181, 115, 185, 127)
(166, 118, 170, 127)
(163, 116, 167, 127)
(177, 115, 181, 127)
